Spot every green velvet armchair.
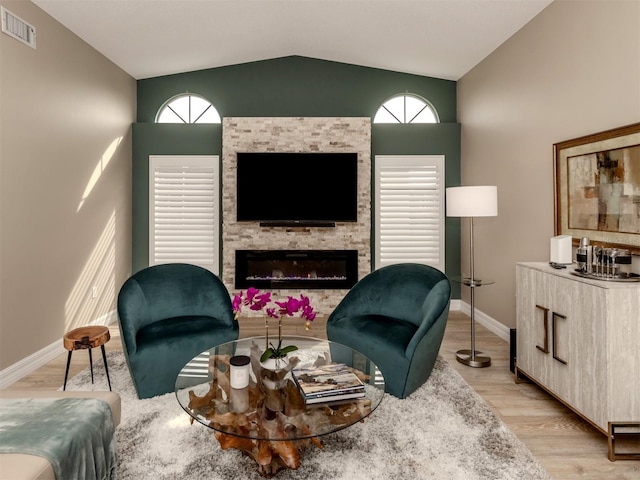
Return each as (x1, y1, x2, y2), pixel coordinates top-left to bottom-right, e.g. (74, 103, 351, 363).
(327, 263, 451, 399)
(117, 263, 239, 399)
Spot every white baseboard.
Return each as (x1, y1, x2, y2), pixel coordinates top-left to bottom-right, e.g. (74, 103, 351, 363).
(455, 300, 510, 341)
(0, 303, 509, 388)
(0, 310, 118, 389)
(449, 299, 462, 311)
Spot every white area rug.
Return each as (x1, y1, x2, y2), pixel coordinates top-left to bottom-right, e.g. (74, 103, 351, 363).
(64, 351, 551, 480)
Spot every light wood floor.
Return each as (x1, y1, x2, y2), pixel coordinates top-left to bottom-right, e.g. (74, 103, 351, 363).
(6, 311, 639, 479)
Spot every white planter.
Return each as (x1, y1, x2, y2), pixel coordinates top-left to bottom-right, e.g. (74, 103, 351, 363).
(259, 356, 289, 372)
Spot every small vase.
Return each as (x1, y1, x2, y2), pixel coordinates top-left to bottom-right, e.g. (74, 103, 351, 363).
(260, 356, 290, 372)
(260, 356, 290, 393)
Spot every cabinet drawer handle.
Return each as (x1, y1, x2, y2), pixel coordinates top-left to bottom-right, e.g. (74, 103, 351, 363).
(552, 312, 568, 365)
(535, 304, 549, 354)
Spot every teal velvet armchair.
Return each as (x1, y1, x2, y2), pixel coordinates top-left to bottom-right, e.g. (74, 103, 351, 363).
(327, 263, 451, 399)
(117, 263, 239, 399)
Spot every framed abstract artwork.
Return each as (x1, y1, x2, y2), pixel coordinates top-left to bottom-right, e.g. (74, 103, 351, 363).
(554, 123, 640, 254)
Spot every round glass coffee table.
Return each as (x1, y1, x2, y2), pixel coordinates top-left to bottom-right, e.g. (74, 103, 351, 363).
(175, 335, 385, 477)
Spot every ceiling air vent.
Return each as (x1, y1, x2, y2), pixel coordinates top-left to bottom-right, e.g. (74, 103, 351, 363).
(1, 7, 36, 49)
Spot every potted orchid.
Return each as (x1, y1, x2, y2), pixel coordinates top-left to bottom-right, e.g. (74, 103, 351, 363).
(232, 287, 317, 365)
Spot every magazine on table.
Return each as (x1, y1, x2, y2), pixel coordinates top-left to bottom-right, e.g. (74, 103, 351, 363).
(303, 390, 366, 404)
(292, 363, 365, 401)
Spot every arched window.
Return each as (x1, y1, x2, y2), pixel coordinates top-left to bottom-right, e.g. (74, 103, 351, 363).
(374, 94, 439, 124)
(156, 93, 221, 124)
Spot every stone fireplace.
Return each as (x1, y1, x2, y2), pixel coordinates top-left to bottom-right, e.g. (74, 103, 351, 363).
(222, 117, 371, 314)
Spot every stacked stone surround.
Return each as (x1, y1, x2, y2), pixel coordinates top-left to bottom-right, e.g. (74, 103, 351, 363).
(222, 117, 371, 316)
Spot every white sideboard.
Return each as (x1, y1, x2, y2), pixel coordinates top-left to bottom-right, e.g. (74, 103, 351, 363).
(515, 262, 640, 459)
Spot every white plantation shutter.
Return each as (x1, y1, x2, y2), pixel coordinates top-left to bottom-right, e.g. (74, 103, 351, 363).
(375, 155, 445, 270)
(149, 155, 219, 274)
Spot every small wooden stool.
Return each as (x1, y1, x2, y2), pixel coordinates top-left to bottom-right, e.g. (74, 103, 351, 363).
(63, 326, 112, 391)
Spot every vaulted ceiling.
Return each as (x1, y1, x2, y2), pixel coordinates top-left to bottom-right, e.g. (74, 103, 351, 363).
(32, 0, 554, 80)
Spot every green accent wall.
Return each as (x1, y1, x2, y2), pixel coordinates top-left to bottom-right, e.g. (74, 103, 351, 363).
(132, 123, 221, 274)
(372, 123, 461, 298)
(133, 55, 461, 297)
(137, 56, 457, 122)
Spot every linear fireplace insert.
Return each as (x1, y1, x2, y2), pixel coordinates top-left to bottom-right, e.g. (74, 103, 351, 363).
(235, 250, 358, 290)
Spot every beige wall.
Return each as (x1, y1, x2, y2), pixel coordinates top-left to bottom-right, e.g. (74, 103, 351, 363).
(0, 1, 135, 369)
(458, 0, 640, 329)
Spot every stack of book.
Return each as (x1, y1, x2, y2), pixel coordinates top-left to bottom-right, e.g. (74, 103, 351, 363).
(292, 363, 365, 404)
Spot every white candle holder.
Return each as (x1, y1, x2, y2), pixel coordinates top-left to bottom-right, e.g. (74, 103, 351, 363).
(230, 355, 251, 389)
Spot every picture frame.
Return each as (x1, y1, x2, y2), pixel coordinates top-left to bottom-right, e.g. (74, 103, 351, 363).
(554, 122, 640, 254)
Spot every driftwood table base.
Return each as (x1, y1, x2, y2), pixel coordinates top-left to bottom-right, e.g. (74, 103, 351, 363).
(215, 428, 322, 477)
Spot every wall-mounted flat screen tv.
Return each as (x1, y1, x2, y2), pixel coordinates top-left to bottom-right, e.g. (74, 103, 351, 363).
(236, 152, 358, 224)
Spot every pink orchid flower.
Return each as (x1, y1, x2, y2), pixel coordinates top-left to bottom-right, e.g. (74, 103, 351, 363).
(232, 289, 316, 326)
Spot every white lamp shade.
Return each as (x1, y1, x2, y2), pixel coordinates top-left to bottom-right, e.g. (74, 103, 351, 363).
(446, 186, 498, 217)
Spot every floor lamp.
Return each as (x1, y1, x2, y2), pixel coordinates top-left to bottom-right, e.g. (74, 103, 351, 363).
(446, 185, 498, 368)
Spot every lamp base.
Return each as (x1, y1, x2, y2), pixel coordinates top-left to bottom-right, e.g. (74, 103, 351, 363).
(456, 349, 491, 368)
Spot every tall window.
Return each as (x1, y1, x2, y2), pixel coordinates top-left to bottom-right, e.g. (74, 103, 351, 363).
(149, 155, 220, 274)
(374, 94, 438, 124)
(375, 155, 445, 270)
(156, 93, 221, 124)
